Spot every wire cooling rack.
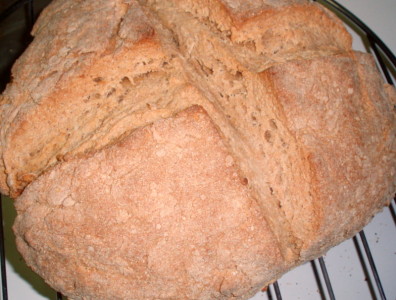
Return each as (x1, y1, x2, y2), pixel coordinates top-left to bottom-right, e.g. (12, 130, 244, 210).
(0, 0, 395, 299)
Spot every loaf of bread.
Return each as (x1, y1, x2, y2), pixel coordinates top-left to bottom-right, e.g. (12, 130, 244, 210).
(1, 0, 395, 299)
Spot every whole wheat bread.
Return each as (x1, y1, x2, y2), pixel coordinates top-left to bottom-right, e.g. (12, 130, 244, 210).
(1, 0, 395, 299)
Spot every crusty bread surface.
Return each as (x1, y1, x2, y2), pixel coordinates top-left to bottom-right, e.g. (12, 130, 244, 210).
(14, 106, 288, 299)
(1, 0, 395, 299)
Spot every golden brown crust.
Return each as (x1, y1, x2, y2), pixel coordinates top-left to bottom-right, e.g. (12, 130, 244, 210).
(1, 0, 395, 299)
(0, 0, 353, 197)
(14, 106, 287, 300)
(136, 0, 356, 262)
(0, 0, 176, 197)
(262, 52, 396, 258)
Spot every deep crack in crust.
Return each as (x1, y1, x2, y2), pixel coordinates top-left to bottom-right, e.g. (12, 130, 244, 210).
(14, 106, 287, 299)
(1, 0, 396, 299)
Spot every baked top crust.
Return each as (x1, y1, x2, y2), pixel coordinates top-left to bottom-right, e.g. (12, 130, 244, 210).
(14, 106, 287, 299)
(0, 0, 353, 198)
(1, 0, 395, 299)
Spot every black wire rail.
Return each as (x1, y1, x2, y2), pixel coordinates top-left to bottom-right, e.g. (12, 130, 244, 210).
(0, 0, 34, 28)
(0, 195, 8, 300)
(0, 0, 395, 299)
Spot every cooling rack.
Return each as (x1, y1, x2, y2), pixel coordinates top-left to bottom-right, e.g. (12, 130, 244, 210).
(0, 0, 395, 299)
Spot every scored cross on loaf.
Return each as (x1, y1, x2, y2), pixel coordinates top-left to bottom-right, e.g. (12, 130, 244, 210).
(1, 0, 395, 299)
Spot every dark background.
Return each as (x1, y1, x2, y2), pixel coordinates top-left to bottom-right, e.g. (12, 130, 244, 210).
(0, 0, 51, 92)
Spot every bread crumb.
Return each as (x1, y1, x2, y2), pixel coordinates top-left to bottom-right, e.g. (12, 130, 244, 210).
(117, 210, 130, 223)
(156, 149, 166, 157)
(225, 155, 233, 167)
(62, 196, 75, 207)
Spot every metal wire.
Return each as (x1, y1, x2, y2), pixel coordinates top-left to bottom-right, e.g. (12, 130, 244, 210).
(313, 0, 396, 69)
(0, 196, 8, 300)
(310, 260, 326, 299)
(359, 231, 387, 300)
(272, 281, 282, 300)
(0, 0, 33, 24)
(368, 36, 394, 85)
(352, 236, 377, 299)
(390, 197, 396, 226)
(318, 257, 336, 300)
(266, 286, 274, 300)
(27, 0, 34, 29)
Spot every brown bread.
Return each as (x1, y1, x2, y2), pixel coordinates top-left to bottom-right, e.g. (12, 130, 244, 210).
(1, 0, 395, 299)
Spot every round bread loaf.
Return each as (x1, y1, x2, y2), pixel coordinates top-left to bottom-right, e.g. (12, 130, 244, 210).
(1, 0, 395, 299)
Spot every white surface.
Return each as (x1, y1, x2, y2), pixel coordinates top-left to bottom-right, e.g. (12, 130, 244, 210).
(2, 1, 396, 299)
(250, 206, 396, 300)
(339, 0, 395, 53)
